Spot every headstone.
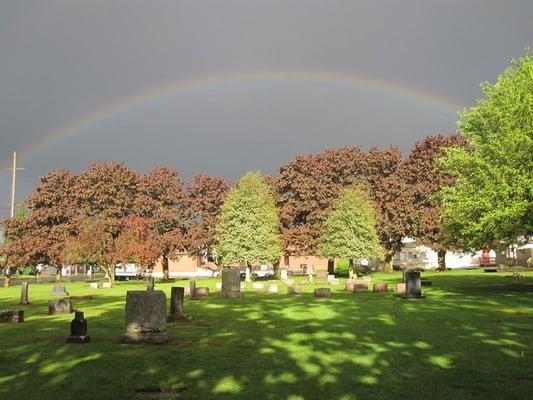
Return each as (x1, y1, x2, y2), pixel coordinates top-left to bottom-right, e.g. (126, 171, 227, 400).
(327, 274, 336, 284)
(353, 283, 369, 293)
(266, 284, 278, 294)
(405, 271, 422, 299)
(0, 309, 24, 323)
(48, 299, 73, 315)
(184, 286, 190, 296)
(66, 311, 90, 343)
(123, 290, 168, 344)
(167, 287, 185, 322)
(373, 283, 388, 293)
(280, 269, 288, 280)
(102, 282, 112, 289)
(189, 281, 197, 300)
(252, 282, 264, 290)
(221, 267, 242, 298)
(396, 283, 406, 293)
(196, 287, 210, 298)
(314, 288, 331, 298)
(146, 276, 155, 291)
(345, 279, 356, 292)
(215, 282, 222, 290)
(89, 282, 99, 289)
(20, 282, 29, 305)
(52, 284, 68, 296)
(287, 286, 301, 295)
(308, 273, 314, 283)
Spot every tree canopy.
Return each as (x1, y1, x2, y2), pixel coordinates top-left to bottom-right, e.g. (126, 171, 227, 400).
(319, 186, 384, 263)
(214, 171, 282, 266)
(440, 52, 533, 249)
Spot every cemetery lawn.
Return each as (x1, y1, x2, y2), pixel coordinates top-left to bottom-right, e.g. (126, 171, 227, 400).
(1, 270, 532, 400)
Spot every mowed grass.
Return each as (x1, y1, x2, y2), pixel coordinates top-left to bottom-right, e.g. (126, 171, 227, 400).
(0, 270, 532, 400)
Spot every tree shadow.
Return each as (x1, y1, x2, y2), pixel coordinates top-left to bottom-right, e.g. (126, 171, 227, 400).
(0, 273, 532, 400)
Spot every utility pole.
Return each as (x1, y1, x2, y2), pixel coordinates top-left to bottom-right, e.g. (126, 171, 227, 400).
(9, 151, 24, 219)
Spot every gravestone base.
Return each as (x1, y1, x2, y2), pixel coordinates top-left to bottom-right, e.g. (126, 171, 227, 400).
(66, 335, 91, 343)
(48, 299, 73, 315)
(123, 331, 169, 344)
(0, 309, 24, 323)
(314, 288, 331, 298)
(220, 291, 242, 299)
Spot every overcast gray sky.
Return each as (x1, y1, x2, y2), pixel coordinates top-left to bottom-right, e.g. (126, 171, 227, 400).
(1, 0, 532, 216)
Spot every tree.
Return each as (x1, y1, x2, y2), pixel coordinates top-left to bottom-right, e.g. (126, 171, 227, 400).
(135, 166, 188, 280)
(440, 52, 533, 250)
(3, 169, 79, 282)
(403, 134, 468, 270)
(277, 146, 412, 271)
(214, 171, 282, 279)
(187, 175, 230, 259)
(319, 186, 384, 277)
(115, 216, 160, 270)
(74, 162, 141, 284)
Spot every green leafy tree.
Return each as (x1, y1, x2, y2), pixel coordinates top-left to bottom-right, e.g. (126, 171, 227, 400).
(319, 186, 384, 276)
(214, 171, 282, 278)
(440, 52, 533, 249)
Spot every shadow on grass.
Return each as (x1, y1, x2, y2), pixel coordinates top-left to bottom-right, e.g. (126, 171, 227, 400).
(0, 273, 532, 400)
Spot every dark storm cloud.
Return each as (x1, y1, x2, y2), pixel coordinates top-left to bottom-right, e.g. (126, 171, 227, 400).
(0, 0, 532, 215)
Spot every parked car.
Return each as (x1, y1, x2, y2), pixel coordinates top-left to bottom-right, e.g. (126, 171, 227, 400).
(115, 263, 142, 280)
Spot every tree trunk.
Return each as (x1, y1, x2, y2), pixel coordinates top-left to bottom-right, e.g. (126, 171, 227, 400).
(55, 266, 62, 282)
(437, 249, 446, 271)
(102, 264, 115, 286)
(3, 275, 9, 288)
(348, 258, 354, 279)
(384, 252, 394, 273)
(245, 263, 251, 282)
(327, 259, 335, 275)
(162, 254, 170, 281)
(273, 259, 280, 279)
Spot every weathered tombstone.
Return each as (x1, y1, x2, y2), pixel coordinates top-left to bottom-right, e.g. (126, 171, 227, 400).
(252, 282, 264, 290)
(89, 282, 99, 289)
(221, 267, 242, 298)
(0, 309, 24, 323)
(123, 290, 168, 344)
(314, 288, 331, 298)
(405, 271, 422, 299)
(20, 282, 29, 305)
(345, 279, 356, 292)
(102, 281, 111, 289)
(196, 287, 210, 298)
(215, 282, 222, 290)
(287, 286, 301, 295)
(146, 276, 155, 291)
(52, 284, 68, 296)
(167, 287, 185, 322)
(280, 269, 288, 280)
(66, 311, 90, 343)
(396, 282, 406, 293)
(327, 274, 336, 284)
(373, 283, 389, 293)
(48, 299, 73, 315)
(189, 281, 197, 300)
(266, 284, 278, 294)
(308, 273, 314, 283)
(353, 283, 369, 293)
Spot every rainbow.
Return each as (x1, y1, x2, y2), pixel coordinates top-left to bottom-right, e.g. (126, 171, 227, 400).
(1, 68, 463, 171)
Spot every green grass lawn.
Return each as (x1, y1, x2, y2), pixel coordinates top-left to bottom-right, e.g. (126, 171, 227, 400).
(1, 270, 532, 400)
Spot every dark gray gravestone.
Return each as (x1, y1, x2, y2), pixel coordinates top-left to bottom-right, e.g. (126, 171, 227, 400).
(146, 276, 155, 291)
(123, 290, 168, 344)
(405, 271, 422, 299)
(221, 267, 242, 298)
(66, 311, 90, 343)
(20, 282, 29, 305)
(0, 309, 24, 323)
(52, 285, 68, 296)
(167, 287, 185, 322)
(189, 280, 197, 300)
(48, 299, 73, 315)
